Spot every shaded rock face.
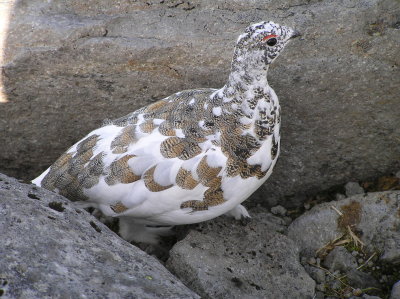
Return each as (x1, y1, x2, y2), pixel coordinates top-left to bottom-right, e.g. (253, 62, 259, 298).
(0, 173, 199, 299)
(167, 209, 316, 299)
(0, 0, 399, 207)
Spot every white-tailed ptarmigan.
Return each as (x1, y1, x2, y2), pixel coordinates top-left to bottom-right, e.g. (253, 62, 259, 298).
(33, 21, 300, 244)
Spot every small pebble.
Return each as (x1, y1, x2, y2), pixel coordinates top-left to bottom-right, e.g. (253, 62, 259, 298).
(316, 283, 325, 291)
(304, 202, 311, 210)
(358, 258, 364, 264)
(353, 288, 362, 296)
(345, 181, 364, 197)
(352, 251, 358, 257)
(308, 257, 316, 265)
(309, 268, 325, 283)
(270, 205, 287, 216)
(335, 193, 346, 200)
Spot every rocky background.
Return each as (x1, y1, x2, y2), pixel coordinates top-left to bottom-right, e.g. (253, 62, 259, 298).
(1, 0, 399, 207)
(1, 0, 399, 298)
(2, 170, 400, 298)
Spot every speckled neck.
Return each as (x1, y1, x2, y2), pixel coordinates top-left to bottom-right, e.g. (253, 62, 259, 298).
(212, 47, 272, 105)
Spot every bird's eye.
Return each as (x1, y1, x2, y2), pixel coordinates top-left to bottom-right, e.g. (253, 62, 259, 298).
(266, 37, 277, 46)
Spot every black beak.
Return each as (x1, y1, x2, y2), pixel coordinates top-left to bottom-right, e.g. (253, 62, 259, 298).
(291, 30, 301, 39)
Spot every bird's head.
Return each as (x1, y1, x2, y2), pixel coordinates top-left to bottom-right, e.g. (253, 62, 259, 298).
(233, 21, 300, 68)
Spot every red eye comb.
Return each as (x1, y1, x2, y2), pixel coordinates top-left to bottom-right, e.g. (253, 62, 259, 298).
(262, 34, 278, 40)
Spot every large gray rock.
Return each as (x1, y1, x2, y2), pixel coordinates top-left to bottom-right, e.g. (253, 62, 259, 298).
(1, 0, 399, 207)
(166, 209, 316, 299)
(288, 191, 400, 298)
(345, 182, 365, 197)
(0, 173, 199, 299)
(287, 191, 400, 261)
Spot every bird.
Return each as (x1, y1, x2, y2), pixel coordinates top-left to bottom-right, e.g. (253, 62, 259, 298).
(33, 21, 300, 244)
